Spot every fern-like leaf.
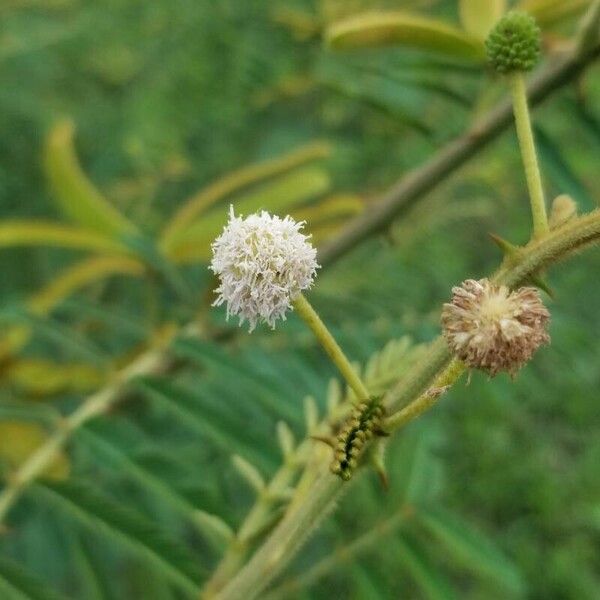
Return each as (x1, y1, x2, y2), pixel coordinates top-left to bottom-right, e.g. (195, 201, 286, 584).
(30, 481, 204, 597)
(0, 556, 68, 600)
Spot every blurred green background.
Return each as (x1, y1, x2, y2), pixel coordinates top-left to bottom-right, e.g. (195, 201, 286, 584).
(0, 0, 599, 598)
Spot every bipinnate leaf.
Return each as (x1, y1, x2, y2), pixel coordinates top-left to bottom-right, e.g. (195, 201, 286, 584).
(136, 378, 275, 471)
(31, 481, 204, 596)
(0, 256, 144, 362)
(27, 256, 145, 315)
(0, 556, 68, 600)
(534, 126, 594, 209)
(78, 427, 232, 551)
(394, 537, 458, 600)
(325, 11, 485, 60)
(419, 507, 525, 595)
(43, 120, 137, 238)
(193, 510, 235, 548)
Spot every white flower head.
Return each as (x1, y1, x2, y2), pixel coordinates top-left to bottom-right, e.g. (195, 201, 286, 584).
(210, 206, 319, 331)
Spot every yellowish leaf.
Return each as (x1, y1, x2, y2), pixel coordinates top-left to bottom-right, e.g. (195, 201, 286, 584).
(165, 166, 331, 263)
(252, 75, 316, 109)
(459, 0, 506, 39)
(292, 194, 363, 227)
(307, 221, 348, 246)
(0, 421, 70, 481)
(0, 220, 131, 254)
(0, 327, 30, 364)
(271, 6, 319, 40)
(517, 0, 591, 27)
(28, 255, 145, 315)
(325, 11, 485, 60)
(5, 360, 105, 397)
(44, 119, 137, 237)
(160, 141, 331, 247)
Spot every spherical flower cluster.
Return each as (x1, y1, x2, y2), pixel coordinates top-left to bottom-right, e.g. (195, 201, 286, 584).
(485, 11, 541, 73)
(441, 278, 550, 376)
(210, 207, 319, 331)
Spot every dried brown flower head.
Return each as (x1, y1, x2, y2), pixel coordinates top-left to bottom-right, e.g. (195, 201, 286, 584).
(441, 278, 550, 376)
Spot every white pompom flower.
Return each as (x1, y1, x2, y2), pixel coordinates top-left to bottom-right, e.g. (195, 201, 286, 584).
(210, 207, 319, 331)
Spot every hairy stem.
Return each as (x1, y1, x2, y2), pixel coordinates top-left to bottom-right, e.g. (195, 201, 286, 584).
(508, 72, 548, 238)
(386, 359, 465, 431)
(293, 293, 370, 400)
(215, 468, 343, 600)
(201, 457, 304, 597)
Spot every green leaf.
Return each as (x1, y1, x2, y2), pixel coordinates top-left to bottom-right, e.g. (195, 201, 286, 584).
(0, 556, 68, 600)
(17, 312, 109, 367)
(388, 422, 443, 504)
(136, 378, 276, 471)
(459, 0, 506, 40)
(67, 534, 111, 600)
(27, 256, 145, 315)
(30, 481, 204, 597)
(535, 126, 594, 210)
(43, 120, 138, 238)
(350, 564, 388, 598)
(394, 536, 457, 600)
(77, 427, 232, 551)
(325, 11, 485, 60)
(419, 507, 525, 595)
(172, 338, 301, 422)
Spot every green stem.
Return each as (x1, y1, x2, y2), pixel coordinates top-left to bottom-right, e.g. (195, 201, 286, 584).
(385, 359, 465, 431)
(292, 293, 370, 400)
(215, 468, 343, 600)
(509, 72, 549, 239)
(201, 460, 302, 598)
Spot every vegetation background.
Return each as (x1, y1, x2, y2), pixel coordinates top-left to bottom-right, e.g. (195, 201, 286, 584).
(0, 0, 599, 598)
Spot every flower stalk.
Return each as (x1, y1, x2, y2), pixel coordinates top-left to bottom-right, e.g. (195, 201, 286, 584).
(292, 293, 369, 400)
(509, 71, 549, 238)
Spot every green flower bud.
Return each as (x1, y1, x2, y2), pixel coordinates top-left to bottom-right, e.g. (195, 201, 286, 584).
(485, 12, 541, 73)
